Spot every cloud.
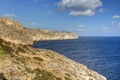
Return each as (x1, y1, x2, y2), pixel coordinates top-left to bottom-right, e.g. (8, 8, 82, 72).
(78, 28, 88, 32)
(117, 22, 120, 27)
(47, 11, 52, 14)
(77, 24, 88, 32)
(27, 22, 37, 27)
(57, 0, 102, 16)
(98, 8, 107, 13)
(29, 22, 36, 26)
(3, 14, 19, 18)
(23, 22, 37, 28)
(100, 27, 109, 32)
(112, 15, 120, 19)
(115, 22, 120, 27)
(69, 9, 95, 16)
(112, 21, 120, 27)
(78, 24, 84, 28)
(111, 21, 117, 24)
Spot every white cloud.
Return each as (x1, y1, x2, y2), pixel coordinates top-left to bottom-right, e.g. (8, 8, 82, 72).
(111, 21, 120, 27)
(78, 24, 84, 28)
(100, 27, 109, 32)
(69, 9, 95, 16)
(77, 24, 88, 32)
(3, 14, 19, 18)
(57, 0, 102, 16)
(47, 11, 52, 14)
(112, 15, 120, 19)
(27, 22, 37, 27)
(103, 27, 109, 30)
(78, 28, 88, 32)
(116, 22, 120, 27)
(98, 8, 107, 13)
(23, 22, 37, 28)
(111, 21, 117, 24)
(29, 22, 36, 26)
(117, 22, 120, 27)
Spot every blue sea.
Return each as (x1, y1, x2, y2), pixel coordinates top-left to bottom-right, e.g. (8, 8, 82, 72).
(33, 37, 120, 80)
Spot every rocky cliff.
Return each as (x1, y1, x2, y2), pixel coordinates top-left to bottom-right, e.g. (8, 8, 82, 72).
(0, 17, 106, 80)
(0, 18, 78, 45)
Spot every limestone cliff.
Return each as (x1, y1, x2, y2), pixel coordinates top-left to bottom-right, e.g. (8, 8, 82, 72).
(0, 17, 78, 45)
(0, 17, 106, 80)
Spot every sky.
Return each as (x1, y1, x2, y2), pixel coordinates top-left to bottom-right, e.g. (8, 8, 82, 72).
(0, 0, 120, 36)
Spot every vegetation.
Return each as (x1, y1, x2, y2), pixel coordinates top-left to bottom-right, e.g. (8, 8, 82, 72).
(65, 77, 72, 80)
(23, 67, 62, 80)
(16, 47, 26, 53)
(0, 46, 5, 56)
(33, 68, 61, 80)
(15, 57, 25, 63)
(33, 57, 44, 61)
(15, 56, 30, 64)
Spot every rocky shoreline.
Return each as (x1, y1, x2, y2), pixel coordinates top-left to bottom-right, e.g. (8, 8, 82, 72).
(0, 18, 106, 80)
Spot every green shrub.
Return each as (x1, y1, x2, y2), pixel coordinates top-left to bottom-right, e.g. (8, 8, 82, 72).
(33, 68, 56, 80)
(33, 57, 44, 61)
(65, 77, 72, 80)
(0, 46, 5, 56)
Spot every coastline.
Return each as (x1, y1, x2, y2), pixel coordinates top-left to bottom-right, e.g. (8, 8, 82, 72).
(0, 18, 106, 80)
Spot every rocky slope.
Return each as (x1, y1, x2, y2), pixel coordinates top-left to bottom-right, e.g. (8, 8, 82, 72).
(0, 17, 106, 80)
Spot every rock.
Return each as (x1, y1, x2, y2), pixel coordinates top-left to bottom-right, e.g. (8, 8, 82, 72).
(0, 72, 7, 80)
(0, 17, 78, 45)
(0, 47, 106, 80)
(0, 17, 106, 80)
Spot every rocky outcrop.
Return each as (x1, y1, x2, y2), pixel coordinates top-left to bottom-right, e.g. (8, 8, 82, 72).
(0, 17, 106, 80)
(0, 17, 78, 45)
(0, 46, 106, 80)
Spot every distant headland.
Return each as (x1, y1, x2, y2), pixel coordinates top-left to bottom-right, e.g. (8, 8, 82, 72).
(0, 17, 78, 45)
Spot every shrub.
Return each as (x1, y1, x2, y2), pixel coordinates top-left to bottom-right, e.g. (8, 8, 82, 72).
(33, 57, 44, 61)
(33, 68, 56, 80)
(0, 46, 5, 56)
(65, 77, 72, 80)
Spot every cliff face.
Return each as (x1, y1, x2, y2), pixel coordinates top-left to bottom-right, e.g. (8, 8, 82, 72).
(0, 18, 78, 45)
(0, 18, 106, 80)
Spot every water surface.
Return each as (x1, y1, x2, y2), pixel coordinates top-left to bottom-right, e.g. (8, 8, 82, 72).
(33, 37, 120, 80)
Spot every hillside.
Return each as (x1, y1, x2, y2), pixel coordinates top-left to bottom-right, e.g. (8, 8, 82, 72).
(0, 17, 106, 80)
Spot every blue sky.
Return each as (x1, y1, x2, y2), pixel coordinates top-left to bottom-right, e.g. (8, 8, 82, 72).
(0, 0, 120, 36)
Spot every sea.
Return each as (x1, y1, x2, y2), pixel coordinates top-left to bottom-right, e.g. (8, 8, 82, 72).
(33, 37, 120, 80)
